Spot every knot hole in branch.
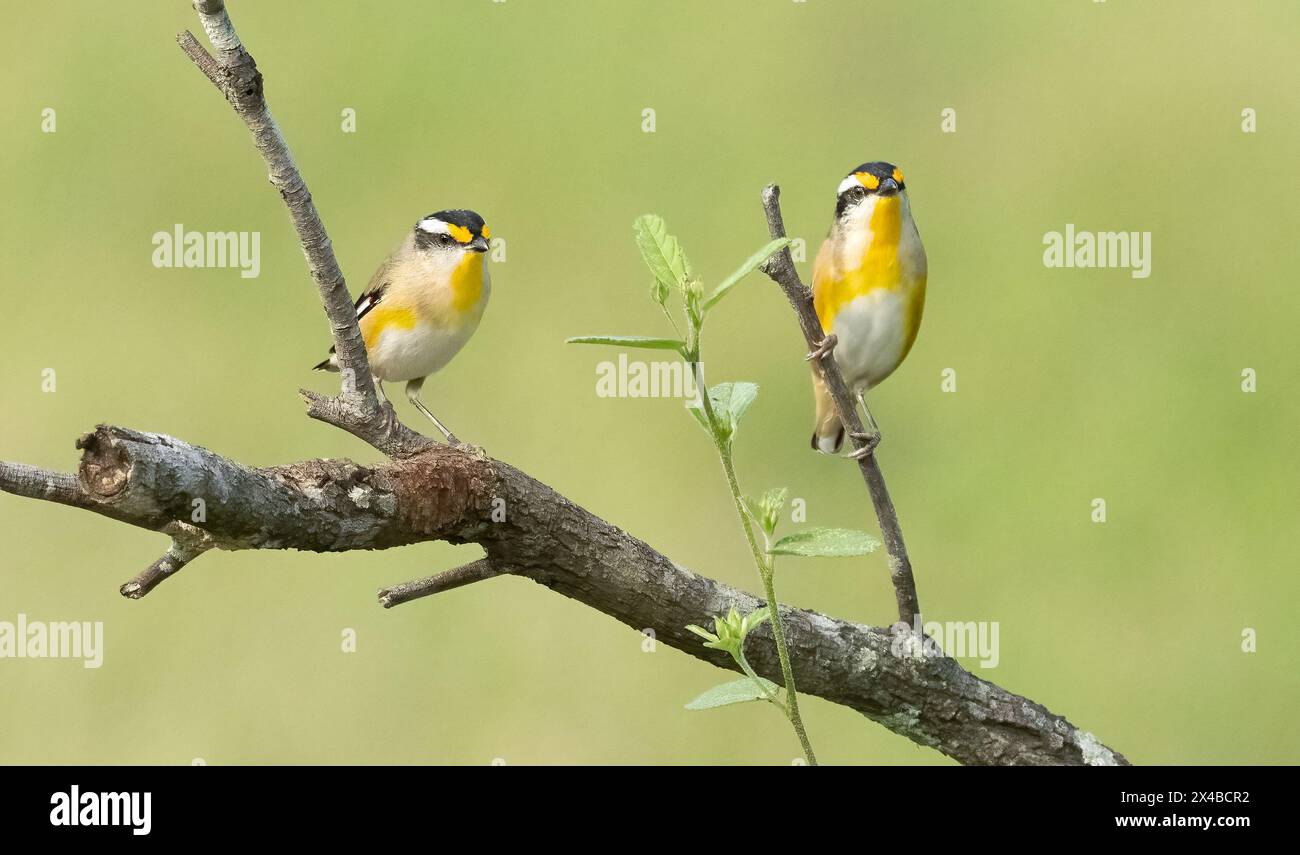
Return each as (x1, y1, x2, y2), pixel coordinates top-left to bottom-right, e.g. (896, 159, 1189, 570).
(76, 427, 131, 499)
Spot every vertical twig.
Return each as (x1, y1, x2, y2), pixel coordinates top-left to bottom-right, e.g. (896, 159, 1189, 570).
(178, 0, 376, 409)
(758, 185, 922, 626)
(177, 1, 436, 459)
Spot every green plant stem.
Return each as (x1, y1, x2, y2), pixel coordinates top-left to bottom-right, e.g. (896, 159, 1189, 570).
(694, 364, 817, 766)
(722, 450, 817, 766)
(754, 563, 811, 764)
(734, 646, 782, 708)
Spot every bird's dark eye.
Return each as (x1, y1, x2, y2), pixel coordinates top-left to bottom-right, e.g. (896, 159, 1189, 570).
(437, 233, 454, 245)
(851, 186, 867, 199)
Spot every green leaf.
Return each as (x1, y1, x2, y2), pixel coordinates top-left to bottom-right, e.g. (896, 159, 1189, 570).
(684, 677, 781, 710)
(685, 624, 719, 644)
(718, 382, 759, 425)
(565, 335, 686, 353)
(633, 215, 694, 296)
(709, 382, 759, 441)
(769, 527, 882, 557)
(703, 238, 793, 312)
(740, 607, 770, 635)
(686, 382, 759, 445)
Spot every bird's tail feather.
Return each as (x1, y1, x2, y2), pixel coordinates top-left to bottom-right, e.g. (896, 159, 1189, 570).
(811, 421, 845, 454)
(312, 351, 339, 372)
(810, 367, 844, 454)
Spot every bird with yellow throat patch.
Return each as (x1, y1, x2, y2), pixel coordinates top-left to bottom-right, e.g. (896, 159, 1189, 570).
(313, 209, 491, 444)
(809, 162, 927, 458)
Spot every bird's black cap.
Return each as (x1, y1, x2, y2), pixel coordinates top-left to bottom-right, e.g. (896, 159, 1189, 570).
(845, 162, 904, 188)
(424, 209, 486, 235)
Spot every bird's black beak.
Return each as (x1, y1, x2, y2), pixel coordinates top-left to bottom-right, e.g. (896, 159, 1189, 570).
(469, 235, 490, 253)
(878, 177, 900, 197)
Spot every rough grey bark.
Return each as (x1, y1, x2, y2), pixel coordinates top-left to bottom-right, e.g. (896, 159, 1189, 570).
(2, 425, 1124, 765)
(0, 0, 1130, 766)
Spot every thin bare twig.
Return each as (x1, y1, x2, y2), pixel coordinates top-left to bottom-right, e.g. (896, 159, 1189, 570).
(379, 559, 509, 608)
(179, 0, 428, 458)
(758, 184, 922, 626)
(0, 462, 87, 508)
(121, 542, 207, 599)
(178, 2, 438, 459)
(175, 31, 223, 90)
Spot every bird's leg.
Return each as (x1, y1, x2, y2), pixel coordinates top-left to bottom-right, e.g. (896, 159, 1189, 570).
(405, 378, 459, 445)
(374, 378, 388, 406)
(847, 392, 881, 460)
(805, 332, 838, 362)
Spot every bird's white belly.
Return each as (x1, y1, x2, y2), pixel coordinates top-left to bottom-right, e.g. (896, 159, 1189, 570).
(369, 320, 478, 382)
(831, 289, 907, 392)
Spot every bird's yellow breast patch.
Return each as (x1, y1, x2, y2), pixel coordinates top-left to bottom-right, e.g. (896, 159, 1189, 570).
(361, 306, 417, 350)
(450, 252, 485, 314)
(815, 195, 905, 330)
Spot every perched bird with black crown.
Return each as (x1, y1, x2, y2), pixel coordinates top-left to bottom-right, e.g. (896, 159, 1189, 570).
(314, 209, 491, 444)
(809, 162, 927, 458)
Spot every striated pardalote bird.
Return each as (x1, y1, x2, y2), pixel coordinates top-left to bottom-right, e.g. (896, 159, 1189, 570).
(314, 209, 492, 444)
(809, 162, 927, 458)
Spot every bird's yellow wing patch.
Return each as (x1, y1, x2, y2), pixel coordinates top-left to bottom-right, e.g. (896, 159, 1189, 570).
(361, 305, 417, 350)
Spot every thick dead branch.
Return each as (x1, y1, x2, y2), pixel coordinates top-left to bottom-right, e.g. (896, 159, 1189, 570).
(66, 425, 494, 554)
(758, 185, 922, 627)
(0, 424, 1124, 765)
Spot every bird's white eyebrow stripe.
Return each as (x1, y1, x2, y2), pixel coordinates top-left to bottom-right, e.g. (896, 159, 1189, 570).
(837, 175, 861, 196)
(417, 218, 450, 235)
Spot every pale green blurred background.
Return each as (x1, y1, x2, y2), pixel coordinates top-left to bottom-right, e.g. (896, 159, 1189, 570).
(2, 1, 1297, 765)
